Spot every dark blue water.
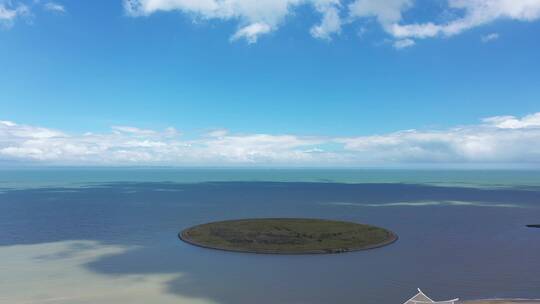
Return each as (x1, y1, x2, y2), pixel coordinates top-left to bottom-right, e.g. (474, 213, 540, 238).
(1, 179, 539, 304)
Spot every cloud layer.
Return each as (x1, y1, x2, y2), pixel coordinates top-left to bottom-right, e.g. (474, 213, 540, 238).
(4, 1, 540, 46)
(1, 113, 539, 167)
(124, 0, 540, 45)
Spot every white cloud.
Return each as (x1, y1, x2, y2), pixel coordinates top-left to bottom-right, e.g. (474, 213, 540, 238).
(124, 0, 344, 43)
(1, 113, 540, 166)
(346, 0, 540, 47)
(206, 129, 229, 137)
(201, 133, 324, 163)
(0, 1, 30, 27)
(310, 0, 342, 40)
(4, 0, 539, 46)
(123, 0, 221, 17)
(337, 113, 540, 164)
(348, 0, 412, 26)
(112, 126, 158, 136)
(482, 112, 540, 129)
(230, 22, 272, 43)
(123, 0, 540, 45)
(393, 38, 415, 49)
(481, 32, 499, 42)
(0, 0, 66, 28)
(44, 2, 66, 13)
(386, 0, 540, 41)
(0, 120, 16, 127)
(0, 120, 65, 139)
(0, 121, 330, 165)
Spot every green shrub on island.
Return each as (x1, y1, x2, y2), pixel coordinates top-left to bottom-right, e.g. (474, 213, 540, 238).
(179, 218, 397, 254)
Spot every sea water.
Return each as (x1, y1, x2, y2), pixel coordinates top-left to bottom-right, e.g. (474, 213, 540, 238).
(1, 169, 539, 304)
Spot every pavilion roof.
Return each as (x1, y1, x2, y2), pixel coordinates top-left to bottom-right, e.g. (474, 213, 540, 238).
(404, 289, 459, 304)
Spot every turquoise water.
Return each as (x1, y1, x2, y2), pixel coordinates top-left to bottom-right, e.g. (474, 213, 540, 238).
(1, 168, 540, 189)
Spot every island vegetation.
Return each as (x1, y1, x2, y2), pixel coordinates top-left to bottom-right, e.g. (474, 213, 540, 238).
(179, 218, 397, 254)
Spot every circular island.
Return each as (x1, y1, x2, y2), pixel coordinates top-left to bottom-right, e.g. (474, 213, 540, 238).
(179, 218, 397, 254)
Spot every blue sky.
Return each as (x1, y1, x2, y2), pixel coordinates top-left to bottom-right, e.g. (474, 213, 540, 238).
(1, 0, 540, 167)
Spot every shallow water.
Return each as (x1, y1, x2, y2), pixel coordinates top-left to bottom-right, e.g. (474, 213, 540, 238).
(0, 170, 539, 304)
(2, 168, 540, 189)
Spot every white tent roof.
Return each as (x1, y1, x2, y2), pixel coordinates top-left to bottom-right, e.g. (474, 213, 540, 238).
(404, 289, 459, 304)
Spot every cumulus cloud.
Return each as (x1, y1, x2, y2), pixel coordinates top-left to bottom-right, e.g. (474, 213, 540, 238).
(1, 113, 540, 166)
(345, 0, 540, 47)
(310, 0, 342, 40)
(482, 112, 540, 129)
(124, 0, 345, 43)
(4, 0, 540, 46)
(385, 0, 540, 44)
(123, 0, 540, 45)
